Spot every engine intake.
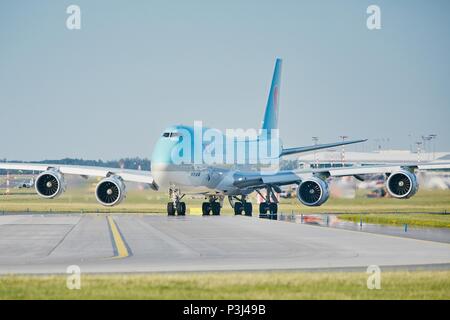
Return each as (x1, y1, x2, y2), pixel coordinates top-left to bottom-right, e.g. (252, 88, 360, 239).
(297, 177, 330, 206)
(386, 170, 418, 199)
(95, 176, 126, 206)
(35, 170, 65, 199)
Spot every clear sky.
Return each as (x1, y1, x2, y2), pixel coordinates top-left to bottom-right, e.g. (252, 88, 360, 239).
(1, 0, 449, 161)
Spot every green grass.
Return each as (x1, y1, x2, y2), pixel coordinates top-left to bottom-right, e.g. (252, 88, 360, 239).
(282, 189, 450, 214)
(338, 213, 450, 228)
(1, 186, 449, 215)
(0, 188, 172, 214)
(1, 271, 449, 299)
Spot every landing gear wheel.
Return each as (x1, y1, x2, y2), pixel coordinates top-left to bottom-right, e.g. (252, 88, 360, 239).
(168, 188, 185, 217)
(269, 203, 278, 214)
(234, 202, 243, 215)
(259, 202, 268, 218)
(244, 202, 252, 216)
(167, 202, 176, 216)
(202, 202, 211, 216)
(269, 203, 278, 220)
(211, 202, 221, 215)
(176, 202, 186, 216)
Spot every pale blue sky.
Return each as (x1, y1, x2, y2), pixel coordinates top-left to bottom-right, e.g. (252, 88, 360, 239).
(1, 0, 449, 160)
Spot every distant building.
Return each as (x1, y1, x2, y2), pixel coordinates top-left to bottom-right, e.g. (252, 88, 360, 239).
(298, 149, 450, 168)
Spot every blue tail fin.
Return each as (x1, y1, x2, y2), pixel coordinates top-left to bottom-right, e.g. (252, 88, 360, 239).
(261, 58, 282, 132)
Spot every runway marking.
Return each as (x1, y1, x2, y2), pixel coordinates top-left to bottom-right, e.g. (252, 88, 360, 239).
(46, 220, 80, 257)
(107, 216, 132, 259)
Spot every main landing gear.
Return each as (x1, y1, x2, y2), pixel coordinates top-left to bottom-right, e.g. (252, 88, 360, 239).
(228, 196, 253, 216)
(202, 195, 222, 216)
(167, 188, 186, 216)
(256, 186, 278, 220)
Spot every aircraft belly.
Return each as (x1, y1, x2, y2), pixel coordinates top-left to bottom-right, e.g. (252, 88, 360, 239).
(152, 165, 217, 194)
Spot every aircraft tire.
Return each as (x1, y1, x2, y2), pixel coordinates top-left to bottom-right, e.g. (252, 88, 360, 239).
(244, 202, 252, 216)
(259, 203, 268, 214)
(177, 202, 186, 216)
(269, 203, 278, 214)
(234, 202, 243, 215)
(167, 202, 176, 216)
(211, 202, 221, 215)
(202, 202, 211, 216)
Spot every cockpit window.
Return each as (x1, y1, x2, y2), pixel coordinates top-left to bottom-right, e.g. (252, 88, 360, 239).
(162, 132, 180, 138)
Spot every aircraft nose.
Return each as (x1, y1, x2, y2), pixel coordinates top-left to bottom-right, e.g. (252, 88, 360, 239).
(151, 136, 183, 165)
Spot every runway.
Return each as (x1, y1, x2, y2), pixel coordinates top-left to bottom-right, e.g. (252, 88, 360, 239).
(0, 213, 449, 274)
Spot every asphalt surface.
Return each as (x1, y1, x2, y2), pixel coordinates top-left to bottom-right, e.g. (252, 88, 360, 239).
(0, 214, 449, 274)
(279, 213, 450, 243)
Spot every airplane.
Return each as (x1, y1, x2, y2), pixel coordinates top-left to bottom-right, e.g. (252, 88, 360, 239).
(18, 178, 34, 189)
(1, 58, 449, 217)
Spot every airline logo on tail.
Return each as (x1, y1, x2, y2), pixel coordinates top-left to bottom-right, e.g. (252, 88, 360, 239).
(273, 85, 279, 115)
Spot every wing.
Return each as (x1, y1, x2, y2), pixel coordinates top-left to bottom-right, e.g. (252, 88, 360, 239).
(0, 162, 158, 190)
(233, 161, 450, 189)
(280, 139, 367, 156)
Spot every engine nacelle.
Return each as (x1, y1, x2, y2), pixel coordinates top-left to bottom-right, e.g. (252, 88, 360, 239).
(35, 170, 65, 199)
(297, 177, 330, 206)
(386, 170, 418, 199)
(95, 176, 126, 206)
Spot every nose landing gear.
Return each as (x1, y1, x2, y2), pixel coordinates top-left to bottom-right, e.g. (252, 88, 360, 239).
(167, 188, 186, 216)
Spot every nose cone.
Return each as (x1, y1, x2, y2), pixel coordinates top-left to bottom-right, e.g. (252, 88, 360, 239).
(151, 136, 178, 165)
(151, 125, 193, 167)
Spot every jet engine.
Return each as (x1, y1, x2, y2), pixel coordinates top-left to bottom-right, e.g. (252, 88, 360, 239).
(35, 170, 65, 199)
(297, 177, 330, 206)
(95, 176, 126, 206)
(386, 170, 418, 199)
